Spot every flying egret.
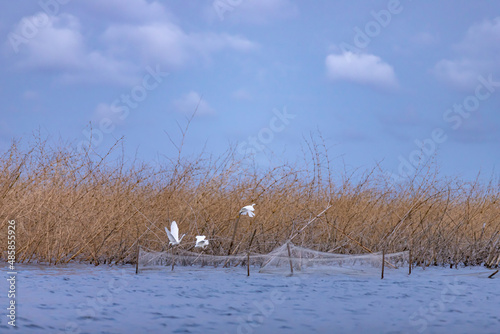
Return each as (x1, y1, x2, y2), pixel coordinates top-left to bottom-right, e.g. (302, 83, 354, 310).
(239, 204, 256, 217)
(225, 204, 255, 264)
(195, 235, 209, 248)
(165, 221, 185, 245)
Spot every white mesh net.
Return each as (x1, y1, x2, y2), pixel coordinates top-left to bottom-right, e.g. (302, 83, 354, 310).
(138, 243, 409, 275)
(137, 248, 267, 269)
(258, 243, 408, 274)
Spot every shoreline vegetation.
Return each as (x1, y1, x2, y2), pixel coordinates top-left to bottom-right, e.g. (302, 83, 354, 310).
(1, 136, 499, 268)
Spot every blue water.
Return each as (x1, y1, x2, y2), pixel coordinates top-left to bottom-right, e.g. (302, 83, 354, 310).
(1, 264, 498, 333)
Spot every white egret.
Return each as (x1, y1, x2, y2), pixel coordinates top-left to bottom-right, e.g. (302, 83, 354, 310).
(225, 204, 256, 264)
(195, 235, 209, 248)
(239, 204, 256, 217)
(165, 221, 185, 245)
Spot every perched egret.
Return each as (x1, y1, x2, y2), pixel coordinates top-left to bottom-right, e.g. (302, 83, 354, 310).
(165, 221, 185, 245)
(195, 235, 209, 248)
(239, 204, 256, 217)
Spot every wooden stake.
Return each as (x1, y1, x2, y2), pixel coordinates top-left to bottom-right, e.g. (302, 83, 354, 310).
(408, 249, 412, 275)
(488, 269, 498, 279)
(247, 252, 250, 276)
(381, 248, 385, 279)
(135, 243, 140, 274)
(247, 229, 257, 277)
(287, 242, 294, 275)
(171, 247, 176, 271)
(224, 215, 241, 268)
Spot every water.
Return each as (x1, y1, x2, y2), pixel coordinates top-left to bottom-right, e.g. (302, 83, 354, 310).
(1, 264, 499, 333)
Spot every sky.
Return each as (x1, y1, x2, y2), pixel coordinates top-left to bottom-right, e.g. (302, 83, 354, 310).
(1, 0, 499, 182)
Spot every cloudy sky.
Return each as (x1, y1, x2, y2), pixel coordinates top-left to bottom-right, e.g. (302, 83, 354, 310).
(1, 0, 499, 181)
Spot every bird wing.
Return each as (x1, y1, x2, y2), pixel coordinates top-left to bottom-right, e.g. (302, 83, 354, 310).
(170, 221, 179, 241)
(248, 211, 255, 217)
(240, 205, 253, 214)
(196, 235, 206, 242)
(165, 227, 176, 244)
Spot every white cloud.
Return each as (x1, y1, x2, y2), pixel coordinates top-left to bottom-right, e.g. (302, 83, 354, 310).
(8, 1, 257, 85)
(15, 14, 85, 71)
(456, 18, 500, 56)
(433, 59, 481, 90)
(325, 52, 398, 90)
(173, 91, 214, 116)
(433, 17, 500, 90)
(102, 23, 258, 69)
(192, 32, 257, 53)
(101, 22, 189, 69)
(11, 13, 137, 85)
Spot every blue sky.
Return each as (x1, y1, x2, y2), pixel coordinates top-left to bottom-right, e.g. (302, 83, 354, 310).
(1, 0, 499, 181)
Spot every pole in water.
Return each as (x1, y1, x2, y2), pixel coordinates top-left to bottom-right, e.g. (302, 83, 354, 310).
(287, 242, 294, 276)
(247, 252, 250, 276)
(224, 215, 241, 268)
(135, 243, 140, 274)
(171, 247, 176, 271)
(408, 249, 412, 275)
(488, 269, 498, 279)
(381, 248, 385, 279)
(247, 229, 257, 277)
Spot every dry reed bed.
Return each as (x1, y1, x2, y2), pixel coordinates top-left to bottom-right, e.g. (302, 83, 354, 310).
(1, 138, 499, 268)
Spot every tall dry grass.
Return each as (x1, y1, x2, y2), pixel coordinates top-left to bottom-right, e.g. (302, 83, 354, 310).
(1, 135, 499, 267)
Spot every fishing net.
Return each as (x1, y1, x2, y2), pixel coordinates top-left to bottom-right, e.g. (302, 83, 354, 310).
(258, 243, 408, 274)
(137, 243, 409, 274)
(137, 247, 266, 270)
